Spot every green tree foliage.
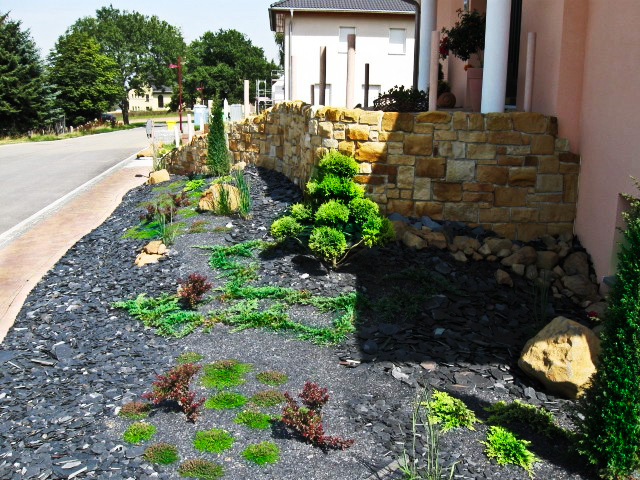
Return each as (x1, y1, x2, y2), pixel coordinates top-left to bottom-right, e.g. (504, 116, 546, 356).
(48, 31, 122, 126)
(577, 180, 640, 479)
(172, 29, 277, 107)
(70, 6, 185, 124)
(0, 12, 48, 134)
(207, 100, 229, 176)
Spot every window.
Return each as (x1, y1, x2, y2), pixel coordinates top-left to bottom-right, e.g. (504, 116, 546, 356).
(389, 28, 406, 55)
(158, 94, 164, 108)
(145, 94, 150, 102)
(338, 27, 355, 53)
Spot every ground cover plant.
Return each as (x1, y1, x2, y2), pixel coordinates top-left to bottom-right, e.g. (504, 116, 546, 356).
(256, 370, 288, 386)
(119, 401, 151, 420)
(270, 150, 393, 268)
(201, 359, 253, 389)
(142, 364, 205, 422)
(178, 459, 224, 479)
(204, 392, 248, 410)
(234, 410, 276, 429)
(427, 390, 478, 432)
(250, 390, 286, 407)
(123, 422, 156, 444)
(281, 382, 354, 450)
(143, 443, 179, 465)
(577, 180, 640, 478)
(241, 442, 280, 465)
(176, 352, 203, 364)
(485, 400, 568, 439)
(193, 428, 234, 453)
(482, 426, 537, 478)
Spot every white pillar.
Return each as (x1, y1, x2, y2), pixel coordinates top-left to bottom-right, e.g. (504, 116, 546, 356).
(284, 17, 290, 100)
(345, 34, 356, 109)
(187, 113, 193, 143)
(429, 30, 439, 111)
(418, 0, 437, 92)
(174, 125, 180, 147)
(243, 80, 250, 119)
(481, 0, 512, 113)
(523, 32, 536, 112)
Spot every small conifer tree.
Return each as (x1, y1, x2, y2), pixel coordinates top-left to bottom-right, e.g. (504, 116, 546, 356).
(207, 99, 230, 177)
(577, 179, 640, 479)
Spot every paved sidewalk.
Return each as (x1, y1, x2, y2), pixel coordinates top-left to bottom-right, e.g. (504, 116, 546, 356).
(0, 162, 152, 343)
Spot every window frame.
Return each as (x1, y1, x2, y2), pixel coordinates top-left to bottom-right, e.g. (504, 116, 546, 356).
(338, 26, 356, 54)
(388, 28, 407, 55)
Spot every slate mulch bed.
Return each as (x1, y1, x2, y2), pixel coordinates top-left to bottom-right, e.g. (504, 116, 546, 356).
(0, 166, 599, 479)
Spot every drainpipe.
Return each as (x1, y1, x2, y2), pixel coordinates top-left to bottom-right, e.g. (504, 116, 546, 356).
(481, 0, 512, 113)
(288, 9, 294, 101)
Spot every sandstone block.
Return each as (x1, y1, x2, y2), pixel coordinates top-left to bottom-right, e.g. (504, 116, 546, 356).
(446, 160, 475, 182)
(512, 112, 548, 133)
(453, 236, 481, 252)
(318, 121, 333, 137)
(397, 166, 414, 189)
(444, 203, 478, 223)
(415, 202, 443, 220)
(198, 184, 241, 212)
(537, 251, 560, 270)
(360, 111, 383, 125)
(434, 130, 458, 141)
(355, 142, 386, 162)
(391, 220, 410, 241)
(511, 208, 539, 222)
(347, 124, 370, 141)
(508, 167, 537, 187)
(452, 111, 468, 130)
(433, 183, 462, 201)
(467, 144, 497, 160)
(469, 114, 484, 130)
(486, 113, 513, 131)
(480, 209, 510, 223)
(494, 187, 527, 206)
(563, 174, 579, 203)
(147, 169, 170, 185)
(530, 135, 555, 154)
(452, 250, 468, 262)
(388, 154, 415, 166)
(502, 246, 537, 266)
(420, 231, 447, 249)
(413, 177, 431, 200)
(416, 157, 445, 178)
(495, 269, 513, 287)
(404, 134, 433, 155)
(403, 230, 427, 249)
(477, 165, 508, 185)
(387, 199, 413, 216)
(340, 109, 360, 123)
(563, 252, 589, 278)
(415, 111, 451, 124)
(538, 156, 560, 174)
(539, 204, 576, 222)
(518, 316, 600, 399)
(382, 112, 414, 132)
(458, 131, 487, 143)
(488, 131, 523, 145)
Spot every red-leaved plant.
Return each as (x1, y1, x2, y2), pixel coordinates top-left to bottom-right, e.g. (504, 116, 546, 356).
(281, 382, 354, 450)
(142, 364, 205, 422)
(177, 274, 212, 309)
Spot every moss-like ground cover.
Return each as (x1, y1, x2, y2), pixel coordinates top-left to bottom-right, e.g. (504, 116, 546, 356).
(123, 422, 156, 444)
(193, 428, 234, 453)
(201, 359, 253, 389)
(242, 442, 280, 465)
(205, 392, 248, 410)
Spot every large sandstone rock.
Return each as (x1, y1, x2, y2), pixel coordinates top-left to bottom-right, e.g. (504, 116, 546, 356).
(485, 237, 513, 254)
(402, 231, 427, 250)
(198, 184, 241, 212)
(536, 251, 559, 270)
(147, 169, 170, 185)
(452, 236, 481, 252)
(518, 316, 600, 399)
(495, 269, 513, 287)
(501, 246, 537, 267)
(562, 275, 600, 301)
(421, 231, 448, 249)
(135, 241, 168, 267)
(391, 221, 410, 241)
(563, 251, 589, 277)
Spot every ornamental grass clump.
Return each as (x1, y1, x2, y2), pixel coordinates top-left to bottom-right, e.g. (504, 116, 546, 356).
(142, 364, 205, 422)
(270, 150, 393, 268)
(281, 381, 354, 450)
(577, 180, 640, 479)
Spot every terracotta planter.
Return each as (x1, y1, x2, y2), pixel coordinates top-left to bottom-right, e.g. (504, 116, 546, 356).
(466, 68, 483, 113)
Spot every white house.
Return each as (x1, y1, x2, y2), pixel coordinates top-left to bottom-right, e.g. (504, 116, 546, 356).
(128, 86, 173, 112)
(269, 0, 418, 108)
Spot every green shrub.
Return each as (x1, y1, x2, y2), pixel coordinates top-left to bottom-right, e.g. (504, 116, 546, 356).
(271, 216, 303, 241)
(290, 203, 312, 222)
(577, 181, 640, 478)
(348, 198, 379, 225)
(485, 400, 566, 439)
(308, 227, 347, 267)
(184, 179, 206, 192)
(318, 150, 359, 177)
(234, 410, 275, 429)
(308, 173, 364, 204)
(314, 200, 349, 227)
(205, 392, 248, 410)
(482, 426, 537, 478)
(193, 428, 234, 453)
(178, 459, 224, 479)
(144, 443, 179, 464)
(256, 370, 288, 386)
(242, 442, 280, 465)
(251, 390, 286, 407)
(207, 100, 230, 177)
(123, 422, 156, 444)
(426, 390, 478, 432)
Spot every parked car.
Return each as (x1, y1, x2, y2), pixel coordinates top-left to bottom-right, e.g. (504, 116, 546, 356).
(101, 113, 117, 123)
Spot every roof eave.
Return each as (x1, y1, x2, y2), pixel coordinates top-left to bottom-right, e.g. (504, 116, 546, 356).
(269, 7, 415, 30)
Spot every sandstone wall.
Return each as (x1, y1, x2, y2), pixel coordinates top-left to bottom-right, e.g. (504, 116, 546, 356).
(227, 102, 579, 241)
(164, 135, 208, 176)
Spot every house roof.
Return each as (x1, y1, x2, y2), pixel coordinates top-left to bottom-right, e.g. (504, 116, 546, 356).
(269, 0, 417, 30)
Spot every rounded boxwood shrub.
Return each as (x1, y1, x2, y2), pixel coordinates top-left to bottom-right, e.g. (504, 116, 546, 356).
(290, 203, 312, 222)
(317, 150, 359, 177)
(271, 216, 303, 241)
(348, 198, 379, 226)
(314, 200, 349, 227)
(309, 227, 347, 267)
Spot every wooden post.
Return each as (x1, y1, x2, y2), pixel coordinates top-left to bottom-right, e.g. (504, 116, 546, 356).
(429, 31, 439, 111)
(346, 34, 356, 109)
(524, 32, 536, 112)
(319, 46, 326, 105)
(364, 63, 370, 108)
(310, 84, 315, 105)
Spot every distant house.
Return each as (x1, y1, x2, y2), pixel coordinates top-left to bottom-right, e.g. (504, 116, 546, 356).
(269, 0, 417, 108)
(127, 86, 173, 112)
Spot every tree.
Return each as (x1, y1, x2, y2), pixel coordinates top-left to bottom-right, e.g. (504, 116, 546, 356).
(70, 6, 185, 124)
(0, 12, 47, 134)
(172, 29, 277, 108)
(577, 180, 640, 478)
(274, 32, 284, 68)
(48, 31, 122, 126)
(207, 100, 229, 176)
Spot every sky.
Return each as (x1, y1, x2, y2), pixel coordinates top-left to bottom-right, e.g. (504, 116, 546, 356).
(2, 0, 279, 62)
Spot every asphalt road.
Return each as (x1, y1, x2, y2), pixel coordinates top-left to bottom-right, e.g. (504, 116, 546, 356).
(0, 128, 149, 235)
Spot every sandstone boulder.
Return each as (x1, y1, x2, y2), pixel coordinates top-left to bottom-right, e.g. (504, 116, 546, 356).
(391, 221, 410, 241)
(452, 236, 481, 252)
(495, 269, 513, 287)
(231, 161, 247, 171)
(135, 241, 169, 267)
(536, 251, 559, 270)
(198, 184, 241, 212)
(147, 169, 170, 185)
(135, 252, 163, 267)
(562, 275, 600, 301)
(563, 251, 589, 278)
(452, 250, 467, 262)
(421, 231, 448, 249)
(501, 246, 537, 267)
(518, 316, 600, 399)
(402, 231, 427, 250)
(485, 237, 513, 254)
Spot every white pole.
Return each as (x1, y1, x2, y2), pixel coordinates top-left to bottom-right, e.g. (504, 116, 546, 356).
(284, 17, 290, 100)
(346, 34, 356, 109)
(429, 30, 440, 111)
(187, 113, 193, 143)
(481, 0, 512, 113)
(199, 116, 205, 133)
(418, 0, 437, 92)
(174, 125, 180, 147)
(244, 80, 250, 119)
(523, 32, 536, 112)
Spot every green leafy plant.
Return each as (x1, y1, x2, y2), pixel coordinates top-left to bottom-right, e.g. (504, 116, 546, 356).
(205, 392, 248, 410)
(482, 426, 537, 478)
(143, 443, 179, 464)
(123, 422, 156, 444)
(398, 388, 455, 480)
(251, 390, 286, 407)
(373, 85, 428, 113)
(242, 442, 280, 465)
(577, 179, 640, 479)
(184, 179, 206, 192)
(234, 410, 276, 429)
(485, 400, 567, 439)
(215, 183, 232, 216)
(142, 364, 205, 422)
(178, 459, 224, 479)
(233, 169, 252, 219)
(119, 401, 151, 420)
(207, 100, 230, 177)
(440, 9, 486, 63)
(425, 390, 478, 432)
(193, 428, 234, 453)
(212, 175, 233, 184)
(256, 370, 288, 386)
(271, 150, 393, 268)
(176, 352, 203, 364)
(201, 359, 253, 389)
